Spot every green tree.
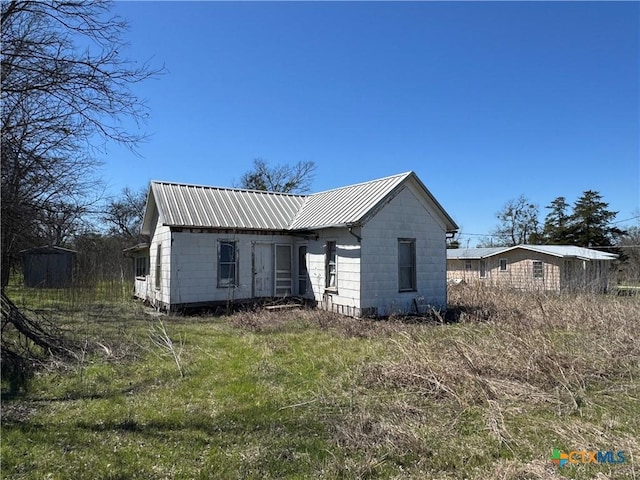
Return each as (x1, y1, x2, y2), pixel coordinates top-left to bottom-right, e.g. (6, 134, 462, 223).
(542, 196, 572, 244)
(569, 190, 625, 248)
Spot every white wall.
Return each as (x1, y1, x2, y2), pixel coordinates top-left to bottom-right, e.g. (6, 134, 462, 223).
(360, 185, 448, 315)
(143, 181, 449, 315)
(306, 229, 362, 316)
(168, 231, 294, 306)
(148, 215, 172, 308)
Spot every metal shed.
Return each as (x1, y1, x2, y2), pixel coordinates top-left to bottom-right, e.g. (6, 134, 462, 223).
(22, 245, 77, 288)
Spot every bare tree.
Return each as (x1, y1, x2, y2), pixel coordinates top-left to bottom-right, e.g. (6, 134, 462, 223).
(480, 195, 540, 247)
(617, 216, 640, 283)
(102, 186, 148, 240)
(238, 159, 316, 193)
(1, 0, 161, 288)
(1, 0, 160, 382)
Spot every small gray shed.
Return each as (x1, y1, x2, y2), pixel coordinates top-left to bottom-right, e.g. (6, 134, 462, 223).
(22, 245, 77, 288)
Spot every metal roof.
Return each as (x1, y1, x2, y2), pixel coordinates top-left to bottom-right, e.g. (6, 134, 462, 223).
(447, 245, 618, 261)
(446, 248, 504, 259)
(144, 171, 459, 233)
(21, 245, 77, 254)
(149, 181, 306, 230)
(511, 245, 618, 261)
(290, 172, 409, 230)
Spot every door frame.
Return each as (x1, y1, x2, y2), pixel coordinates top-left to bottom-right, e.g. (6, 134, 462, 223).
(252, 242, 274, 297)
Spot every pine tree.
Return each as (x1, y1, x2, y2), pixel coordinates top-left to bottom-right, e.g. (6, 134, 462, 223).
(542, 196, 572, 244)
(569, 190, 624, 248)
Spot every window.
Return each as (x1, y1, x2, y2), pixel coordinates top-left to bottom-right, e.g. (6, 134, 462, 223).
(325, 241, 337, 289)
(533, 260, 544, 279)
(499, 258, 508, 272)
(465, 260, 473, 271)
(218, 241, 238, 287)
(135, 256, 148, 278)
(398, 238, 416, 291)
(155, 244, 161, 290)
(479, 260, 487, 278)
(298, 245, 308, 295)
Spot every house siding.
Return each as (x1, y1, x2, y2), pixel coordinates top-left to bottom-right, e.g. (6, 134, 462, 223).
(306, 229, 362, 317)
(361, 185, 447, 315)
(447, 251, 613, 292)
(448, 253, 560, 291)
(149, 218, 172, 308)
(168, 231, 295, 307)
(137, 172, 457, 315)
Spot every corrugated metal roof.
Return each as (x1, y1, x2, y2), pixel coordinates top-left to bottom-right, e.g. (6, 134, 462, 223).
(447, 248, 504, 259)
(447, 245, 618, 261)
(146, 171, 459, 233)
(288, 172, 412, 230)
(514, 245, 618, 260)
(150, 181, 306, 230)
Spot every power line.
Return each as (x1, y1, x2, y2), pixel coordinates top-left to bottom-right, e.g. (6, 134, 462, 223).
(611, 215, 640, 225)
(456, 232, 494, 237)
(456, 215, 640, 238)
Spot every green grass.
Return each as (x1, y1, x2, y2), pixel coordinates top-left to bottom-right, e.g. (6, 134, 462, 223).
(2, 286, 639, 479)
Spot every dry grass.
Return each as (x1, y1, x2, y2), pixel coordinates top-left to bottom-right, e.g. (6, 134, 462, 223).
(343, 284, 640, 478)
(3, 284, 639, 479)
(222, 286, 640, 477)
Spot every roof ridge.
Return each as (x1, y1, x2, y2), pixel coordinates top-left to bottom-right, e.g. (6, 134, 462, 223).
(308, 171, 413, 197)
(150, 180, 307, 197)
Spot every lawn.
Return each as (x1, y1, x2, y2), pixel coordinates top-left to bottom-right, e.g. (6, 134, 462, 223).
(2, 285, 639, 479)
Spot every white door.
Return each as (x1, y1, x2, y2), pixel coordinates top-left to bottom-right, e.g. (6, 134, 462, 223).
(275, 244, 292, 296)
(253, 243, 273, 297)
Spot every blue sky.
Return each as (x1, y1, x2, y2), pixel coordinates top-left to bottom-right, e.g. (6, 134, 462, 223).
(105, 1, 639, 245)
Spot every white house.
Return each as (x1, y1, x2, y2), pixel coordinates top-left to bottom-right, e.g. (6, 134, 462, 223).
(130, 171, 458, 317)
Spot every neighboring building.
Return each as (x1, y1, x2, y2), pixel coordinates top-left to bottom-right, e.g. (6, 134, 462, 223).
(22, 245, 77, 288)
(133, 171, 458, 316)
(447, 245, 618, 292)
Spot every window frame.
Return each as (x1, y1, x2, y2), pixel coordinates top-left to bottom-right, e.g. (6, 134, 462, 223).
(135, 256, 149, 278)
(464, 259, 473, 272)
(532, 260, 544, 279)
(218, 240, 239, 288)
(479, 259, 487, 279)
(155, 244, 161, 290)
(398, 238, 417, 292)
(325, 241, 337, 291)
(499, 258, 508, 272)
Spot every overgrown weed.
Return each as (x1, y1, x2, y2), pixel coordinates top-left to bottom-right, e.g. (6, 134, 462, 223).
(2, 284, 639, 479)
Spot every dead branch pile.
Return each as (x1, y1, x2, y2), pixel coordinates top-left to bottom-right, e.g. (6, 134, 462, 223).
(1, 291, 79, 390)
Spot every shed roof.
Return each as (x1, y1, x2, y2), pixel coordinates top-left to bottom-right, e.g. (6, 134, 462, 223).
(21, 245, 77, 255)
(447, 245, 618, 261)
(142, 171, 458, 234)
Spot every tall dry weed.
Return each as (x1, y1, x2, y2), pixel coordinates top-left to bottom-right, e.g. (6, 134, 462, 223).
(361, 285, 640, 455)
